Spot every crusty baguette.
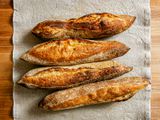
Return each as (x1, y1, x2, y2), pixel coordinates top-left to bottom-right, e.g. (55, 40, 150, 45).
(20, 39, 130, 66)
(17, 61, 132, 89)
(32, 13, 136, 40)
(39, 77, 149, 111)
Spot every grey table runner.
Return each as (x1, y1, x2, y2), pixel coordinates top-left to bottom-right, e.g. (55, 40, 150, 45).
(13, 0, 151, 120)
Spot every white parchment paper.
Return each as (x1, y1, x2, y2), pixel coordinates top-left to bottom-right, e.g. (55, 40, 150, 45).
(13, 0, 151, 120)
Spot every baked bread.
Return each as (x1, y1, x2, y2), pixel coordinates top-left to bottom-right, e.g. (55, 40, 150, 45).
(39, 77, 149, 111)
(20, 38, 130, 66)
(32, 13, 136, 40)
(17, 61, 132, 89)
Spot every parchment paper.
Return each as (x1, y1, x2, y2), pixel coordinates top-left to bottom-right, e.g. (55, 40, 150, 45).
(13, 0, 151, 120)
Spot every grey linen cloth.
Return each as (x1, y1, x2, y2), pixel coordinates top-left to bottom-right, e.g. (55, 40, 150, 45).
(13, 0, 151, 120)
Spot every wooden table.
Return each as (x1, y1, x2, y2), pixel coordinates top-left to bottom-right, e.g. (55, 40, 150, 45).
(0, 0, 159, 119)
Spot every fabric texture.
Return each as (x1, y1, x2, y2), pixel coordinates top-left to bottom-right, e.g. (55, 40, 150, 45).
(13, 0, 151, 120)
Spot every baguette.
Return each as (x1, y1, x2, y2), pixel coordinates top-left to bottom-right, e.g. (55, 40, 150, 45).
(17, 61, 132, 89)
(20, 38, 130, 66)
(32, 13, 136, 40)
(39, 77, 149, 111)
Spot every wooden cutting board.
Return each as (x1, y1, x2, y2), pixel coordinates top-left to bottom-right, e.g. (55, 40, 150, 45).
(0, 0, 159, 120)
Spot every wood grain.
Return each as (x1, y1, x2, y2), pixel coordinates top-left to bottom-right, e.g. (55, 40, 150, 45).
(151, 0, 160, 120)
(0, 0, 159, 119)
(0, 0, 12, 120)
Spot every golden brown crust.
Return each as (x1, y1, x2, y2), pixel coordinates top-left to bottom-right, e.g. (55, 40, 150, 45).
(20, 39, 130, 66)
(17, 61, 132, 89)
(39, 77, 149, 111)
(32, 12, 136, 40)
